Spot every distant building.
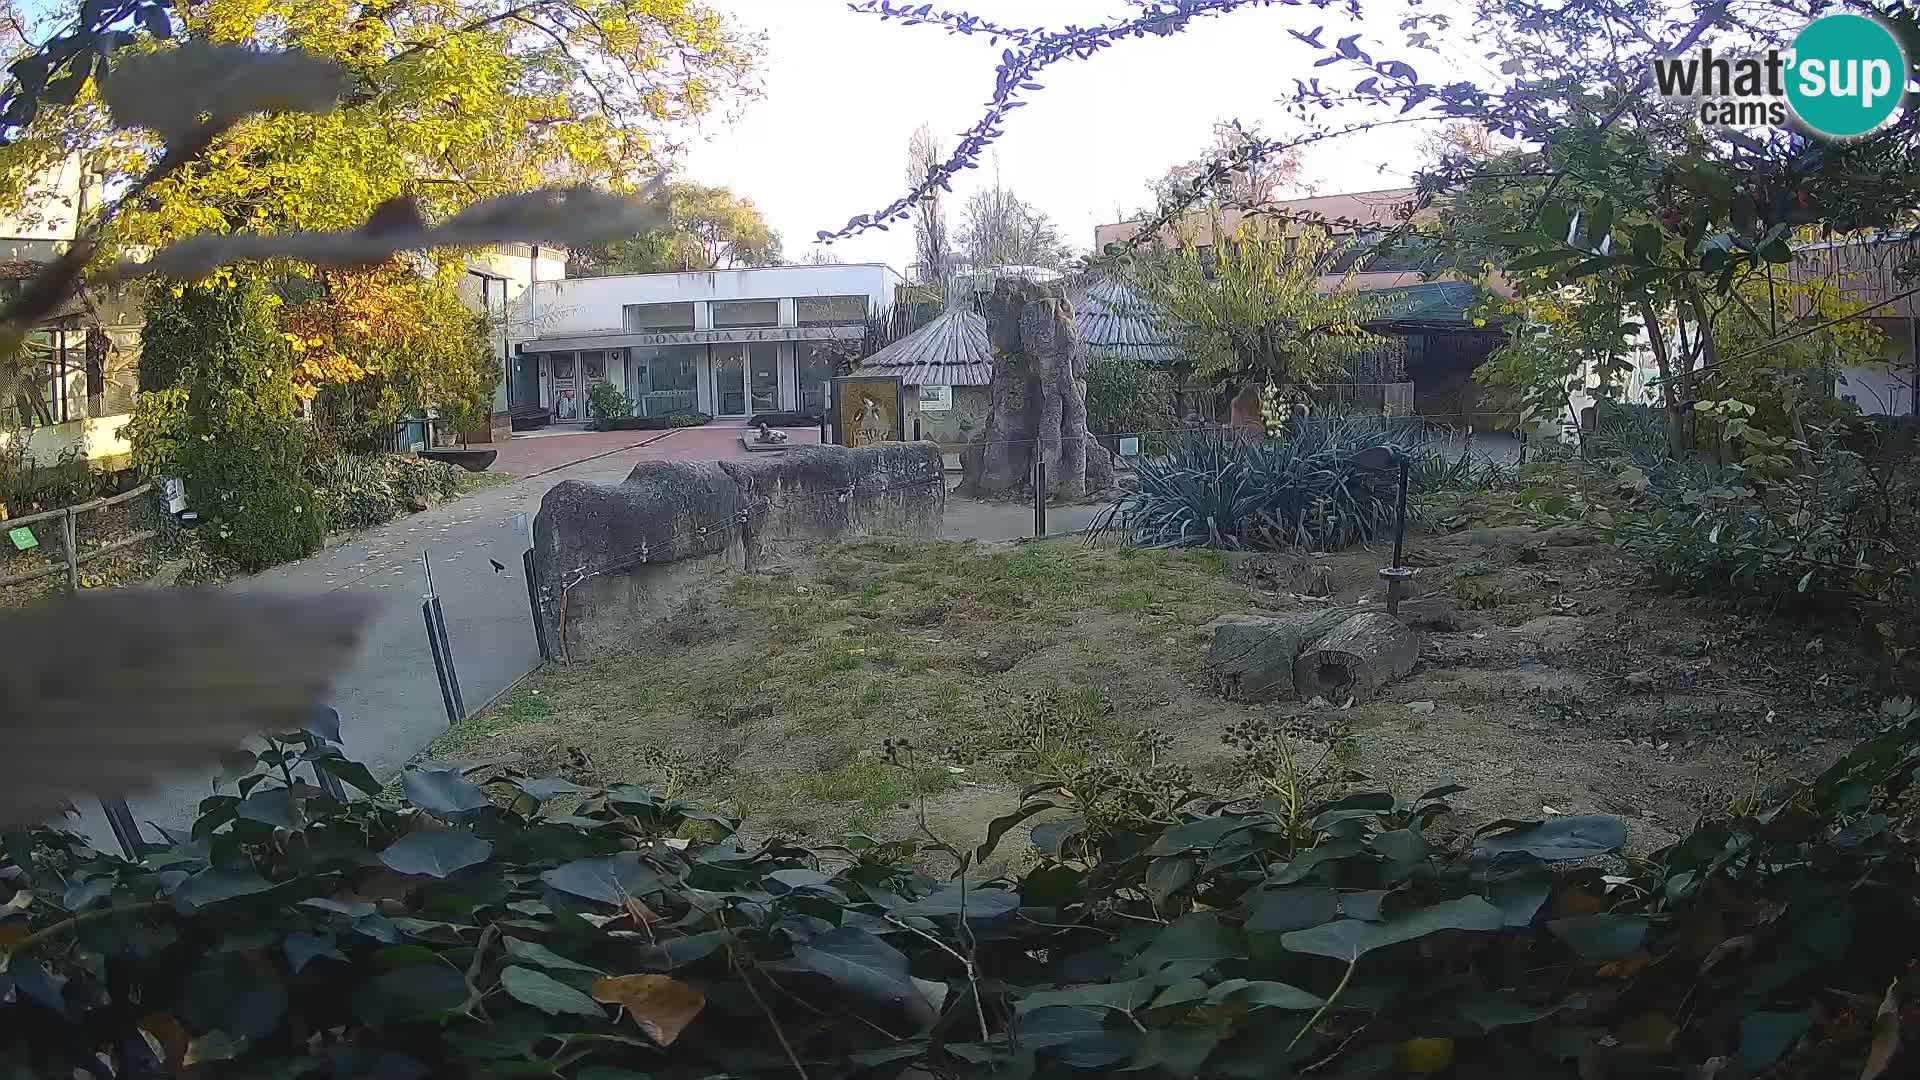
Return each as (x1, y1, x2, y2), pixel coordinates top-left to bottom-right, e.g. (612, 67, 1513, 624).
(506, 264, 901, 424)
(1792, 234, 1919, 417)
(0, 158, 143, 471)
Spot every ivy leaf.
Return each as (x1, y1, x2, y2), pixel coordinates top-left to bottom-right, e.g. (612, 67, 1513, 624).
(181, 953, 287, 1040)
(401, 769, 489, 816)
(1206, 978, 1324, 1011)
(1455, 991, 1578, 1031)
(314, 755, 382, 795)
(1016, 978, 1157, 1015)
(356, 965, 468, 1026)
(767, 927, 934, 1026)
(1245, 886, 1338, 934)
(503, 936, 605, 975)
(541, 854, 668, 906)
(975, 798, 1057, 862)
(513, 777, 587, 802)
(284, 931, 344, 973)
(592, 974, 707, 1047)
(1282, 896, 1504, 959)
(173, 868, 274, 910)
(1737, 1010, 1812, 1069)
(895, 884, 1019, 919)
(500, 966, 605, 1017)
(1549, 914, 1648, 960)
(1146, 856, 1196, 907)
(1472, 816, 1624, 861)
(378, 831, 491, 879)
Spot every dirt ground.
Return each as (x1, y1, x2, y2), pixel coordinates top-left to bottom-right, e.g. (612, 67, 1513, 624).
(427, 465, 1893, 863)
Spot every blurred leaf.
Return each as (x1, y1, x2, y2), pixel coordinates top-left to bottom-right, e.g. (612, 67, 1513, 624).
(102, 43, 345, 143)
(504, 937, 604, 975)
(1549, 914, 1648, 960)
(1472, 817, 1625, 860)
(400, 769, 489, 816)
(541, 854, 667, 906)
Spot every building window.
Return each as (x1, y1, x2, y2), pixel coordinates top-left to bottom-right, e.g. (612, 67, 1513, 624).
(628, 344, 701, 418)
(711, 299, 780, 328)
(796, 295, 868, 326)
(797, 343, 837, 416)
(624, 302, 696, 332)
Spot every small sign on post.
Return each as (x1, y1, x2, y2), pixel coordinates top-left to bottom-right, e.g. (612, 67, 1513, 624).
(7, 526, 36, 551)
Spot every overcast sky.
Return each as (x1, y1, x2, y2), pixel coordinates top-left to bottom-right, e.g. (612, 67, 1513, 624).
(681, 0, 1495, 272)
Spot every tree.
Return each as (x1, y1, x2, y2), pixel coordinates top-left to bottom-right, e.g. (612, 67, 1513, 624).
(956, 184, 1071, 271)
(575, 182, 782, 274)
(1134, 224, 1390, 389)
(1149, 118, 1302, 214)
(0, 0, 759, 260)
(906, 123, 952, 285)
(279, 259, 500, 456)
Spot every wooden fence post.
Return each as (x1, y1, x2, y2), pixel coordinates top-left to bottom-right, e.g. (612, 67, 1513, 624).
(61, 508, 78, 591)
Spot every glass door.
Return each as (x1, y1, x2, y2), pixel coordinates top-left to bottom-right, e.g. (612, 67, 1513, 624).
(713, 344, 746, 416)
(748, 343, 780, 415)
(550, 353, 580, 421)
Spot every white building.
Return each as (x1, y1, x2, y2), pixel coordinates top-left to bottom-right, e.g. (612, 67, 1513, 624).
(453, 243, 569, 437)
(506, 263, 901, 423)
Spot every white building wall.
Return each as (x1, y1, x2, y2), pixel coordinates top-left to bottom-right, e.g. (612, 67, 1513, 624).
(514, 264, 897, 337)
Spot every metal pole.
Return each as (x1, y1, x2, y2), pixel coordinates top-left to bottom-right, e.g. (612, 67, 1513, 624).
(61, 508, 78, 591)
(1392, 457, 1409, 571)
(1033, 453, 1048, 538)
(523, 548, 551, 662)
(913, 415, 922, 442)
(99, 798, 143, 860)
(424, 599, 461, 726)
(432, 595, 465, 720)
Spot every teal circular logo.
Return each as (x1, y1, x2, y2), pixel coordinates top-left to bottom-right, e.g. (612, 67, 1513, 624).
(1786, 14, 1907, 137)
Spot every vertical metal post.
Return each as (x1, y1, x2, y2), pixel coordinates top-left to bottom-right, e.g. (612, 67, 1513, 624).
(422, 552, 465, 724)
(1518, 430, 1529, 465)
(432, 595, 465, 720)
(913, 415, 922, 442)
(424, 599, 461, 726)
(1033, 454, 1048, 538)
(523, 547, 551, 662)
(100, 798, 144, 860)
(1391, 457, 1409, 572)
(61, 508, 78, 591)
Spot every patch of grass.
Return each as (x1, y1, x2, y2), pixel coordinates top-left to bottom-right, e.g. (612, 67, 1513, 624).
(455, 470, 517, 495)
(791, 759, 956, 812)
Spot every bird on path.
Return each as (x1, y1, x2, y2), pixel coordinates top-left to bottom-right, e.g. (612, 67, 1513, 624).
(490, 558, 507, 573)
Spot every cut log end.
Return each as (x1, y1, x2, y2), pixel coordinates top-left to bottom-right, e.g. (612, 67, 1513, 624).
(1292, 612, 1418, 702)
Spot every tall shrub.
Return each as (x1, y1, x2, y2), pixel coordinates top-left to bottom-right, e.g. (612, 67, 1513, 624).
(138, 274, 322, 570)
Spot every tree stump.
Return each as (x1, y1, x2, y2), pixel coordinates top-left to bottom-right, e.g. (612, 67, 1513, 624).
(958, 276, 1114, 501)
(1292, 612, 1419, 702)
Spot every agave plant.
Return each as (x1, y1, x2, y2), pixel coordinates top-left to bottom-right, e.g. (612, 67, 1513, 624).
(1090, 420, 1432, 551)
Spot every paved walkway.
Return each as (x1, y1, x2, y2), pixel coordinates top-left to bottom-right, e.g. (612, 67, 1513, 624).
(75, 429, 1110, 849)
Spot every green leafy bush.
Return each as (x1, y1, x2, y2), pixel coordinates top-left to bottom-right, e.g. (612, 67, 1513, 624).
(1092, 422, 1433, 551)
(122, 386, 190, 477)
(1087, 355, 1181, 443)
(587, 382, 633, 421)
(0, 441, 96, 518)
(588, 411, 713, 432)
(140, 274, 322, 571)
(384, 454, 459, 511)
(310, 454, 460, 532)
(6, 700, 1916, 1078)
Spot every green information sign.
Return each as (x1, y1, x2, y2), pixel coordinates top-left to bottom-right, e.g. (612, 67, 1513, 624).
(8, 526, 38, 551)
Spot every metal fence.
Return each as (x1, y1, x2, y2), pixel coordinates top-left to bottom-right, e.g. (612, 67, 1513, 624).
(634, 389, 699, 418)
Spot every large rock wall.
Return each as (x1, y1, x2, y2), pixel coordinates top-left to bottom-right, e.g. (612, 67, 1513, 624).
(534, 442, 944, 655)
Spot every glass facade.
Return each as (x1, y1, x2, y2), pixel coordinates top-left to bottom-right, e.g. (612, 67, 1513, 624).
(796, 343, 836, 416)
(795, 295, 867, 326)
(712, 299, 780, 328)
(713, 345, 747, 416)
(748, 343, 780, 414)
(624, 302, 695, 332)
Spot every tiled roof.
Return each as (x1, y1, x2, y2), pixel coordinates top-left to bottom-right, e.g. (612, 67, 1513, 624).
(848, 307, 995, 386)
(1361, 281, 1486, 325)
(1071, 275, 1177, 364)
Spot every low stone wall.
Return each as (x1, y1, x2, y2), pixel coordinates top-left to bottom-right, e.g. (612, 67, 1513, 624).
(534, 442, 944, 655)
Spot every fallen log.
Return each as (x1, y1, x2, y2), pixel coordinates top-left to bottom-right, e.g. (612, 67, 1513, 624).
(1292, 612, 1419, 702)
(1205, 596, 1459, 702)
